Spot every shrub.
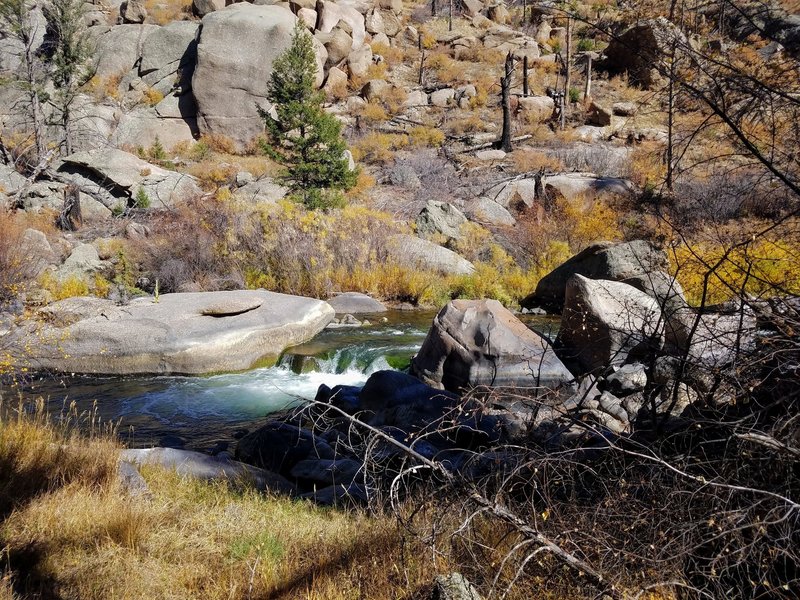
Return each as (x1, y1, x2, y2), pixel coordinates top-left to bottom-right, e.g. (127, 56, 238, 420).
(197, 133, 238, 155)
(408, 126, 445, 148)
(351, 132, 409, 164)
(39, 272, 90, 300)
(134, 188, 151, 209)
(358, 101, 390, 125)
(577, 37, 594, 51)
(142, 87, 163, 107)
(0, 213, 36, 307)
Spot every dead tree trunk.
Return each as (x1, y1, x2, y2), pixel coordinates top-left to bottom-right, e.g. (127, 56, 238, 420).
(500, 53, 514, 152)
(56, 184, 82, 231)
(583, 53, 592, 100)
(418, 34, 425, 85)
(564, 16, 572, 106)
(523, 55, 529, 97)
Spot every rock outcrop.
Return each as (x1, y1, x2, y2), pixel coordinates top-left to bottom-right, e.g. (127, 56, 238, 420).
(192, 4, 325, 148)
(411, 299, 574, 392)
(555, 275, 664, 375)
(522, 240, 679, 313)
(57, 148, 202, 209)
(25, 290, 335, 375)
(385, 234, 475, 276)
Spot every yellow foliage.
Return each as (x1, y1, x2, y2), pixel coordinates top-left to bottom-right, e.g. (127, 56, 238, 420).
(345, 169, 376, 201)
(426, 52, 462, 84)
(198, 133, 238, 155)
(448, 114, 487, 135)
(359, 101, 390, 124)
(144, 0, 191, 24)
(557, 195, 623, 250)
(39, 272, 90, 301)
(512, 149, 564, 174)
(351, 132, 409, 164)
(628, 142, 667, 190)
(672, 236, 800, 306)
(142, 87, 164, 107)
(370, 42, 404, 66)
(408, 126, 445, 148)
(84, 72, 124, 102)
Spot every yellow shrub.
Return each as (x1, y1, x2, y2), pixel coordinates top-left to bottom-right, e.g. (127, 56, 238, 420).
(512, 149, 564, 174)
(198, 133, 238, 155)
(447, 115, 486, 136)
(408, 126, 445, 148)
(142, 87, 164, 107)
(628, 141, 667, 190)
(352, 133, 409, 164)
(426, 52, 462, 84)
(345, 170, 376, 201)
(145, 0, 191, 24)
(370, 42, 404, 67)
(359, 101, 390, 125)
(39, 272, 90, 301)
(84, 72, 124, 102)
(672, 236, 800, 306)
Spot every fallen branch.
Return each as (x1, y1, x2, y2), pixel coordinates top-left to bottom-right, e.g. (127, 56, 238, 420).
(307, 399, 621, 598)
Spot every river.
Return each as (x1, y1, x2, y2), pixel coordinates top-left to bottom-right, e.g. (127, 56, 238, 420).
(3, 310, 558, 453)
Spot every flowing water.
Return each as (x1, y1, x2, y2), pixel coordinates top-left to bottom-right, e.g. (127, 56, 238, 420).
(6, 310, 558, 452)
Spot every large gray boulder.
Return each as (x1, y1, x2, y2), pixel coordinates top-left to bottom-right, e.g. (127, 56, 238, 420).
(120, 447, 294, 493)
(385, 234, 475, 276)
(466, 197, 516, 227)
(415, 200, 467, 242)
(522, 240, 678, 313)
(192, 4, 325, 148)
(139, 21, 199, 95)
(90, 25, 160, 79)
(25, 290, 335, 375)
(112, 106, 198, 150)
(411, 299, 574, 392)
(57, 148, 202, 209)
(555, 275, 664, 375)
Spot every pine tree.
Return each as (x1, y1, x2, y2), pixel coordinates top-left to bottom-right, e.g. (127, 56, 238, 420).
(260, 23, 356, 210)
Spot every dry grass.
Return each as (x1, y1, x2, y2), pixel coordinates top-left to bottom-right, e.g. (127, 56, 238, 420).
(0, 401, 438, 600)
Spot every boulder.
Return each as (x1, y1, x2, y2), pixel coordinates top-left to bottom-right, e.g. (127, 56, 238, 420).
(120, 0, 147, 23)
(555, 275, 664, 375)
(357, 371, 501, 446)
(192, 0, 225, 16)
(90, 24, 160, 79)
(317, 27, 354, 67)
(234, 177, 289, 203)
(56, 243, 104, 279)
(544, 173, 634, 201)
(323, 65, 348, 96)
(237, 420, 336, 474)
(474, 149, 506, 161)
(112, 107, 198, 150)
(192, 4, 324, 148)
(139, 21, 199, 94)
(364, 7, 385, 34)
(347, 43, 373, 79)
(361, 78, 390, 101)
(385, 234, 475, 276)
(327, 292, 387, 314)
(461, 0, 483, 17)
(612, 101, 638, 116)
(290, 458, 362, 485)
(666, 304, 757, 368)
(315, 0, 342, 33)
(522, 240, 673, 313)
(338, 3, 366, 46)
(604, 362, 647, 395)
(20, 229, 58, 275)
(58, 148, 202, 209)
(411, 299, 574, 392)
(430, 88, 456, 107)
(587, 101, 612, 126)
(602, 17, 686, 89)
(120, 447, 294, 493)
(466, 197, 516, 226)
(24, 290, 335, 375)
(415, 200, 467, 242)
(487, 3, 509, 24)
(516, 95, 554, 122)
(297, 7, 317, 27)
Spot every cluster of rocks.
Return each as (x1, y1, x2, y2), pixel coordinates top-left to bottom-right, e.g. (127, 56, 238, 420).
(225, 240, 759, 504)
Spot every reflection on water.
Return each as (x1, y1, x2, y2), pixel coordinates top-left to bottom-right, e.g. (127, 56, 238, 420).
(6, 310, 558, 451)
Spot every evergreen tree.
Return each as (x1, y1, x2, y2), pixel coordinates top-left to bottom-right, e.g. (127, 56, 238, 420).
(260, 23, 356, 210)
(42, 0, 93, 155)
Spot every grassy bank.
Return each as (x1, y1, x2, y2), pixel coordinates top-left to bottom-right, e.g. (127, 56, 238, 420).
(0, 401, 440, 599)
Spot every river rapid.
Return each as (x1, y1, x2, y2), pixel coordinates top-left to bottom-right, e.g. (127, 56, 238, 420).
(5, 310, 558, 453)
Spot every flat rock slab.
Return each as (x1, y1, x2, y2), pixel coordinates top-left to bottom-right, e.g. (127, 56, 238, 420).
(27, 290, 334, 375)
(120, 447, 294, 494)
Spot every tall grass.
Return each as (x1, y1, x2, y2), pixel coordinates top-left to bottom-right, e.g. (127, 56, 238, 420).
(0, 399, 439, 599)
